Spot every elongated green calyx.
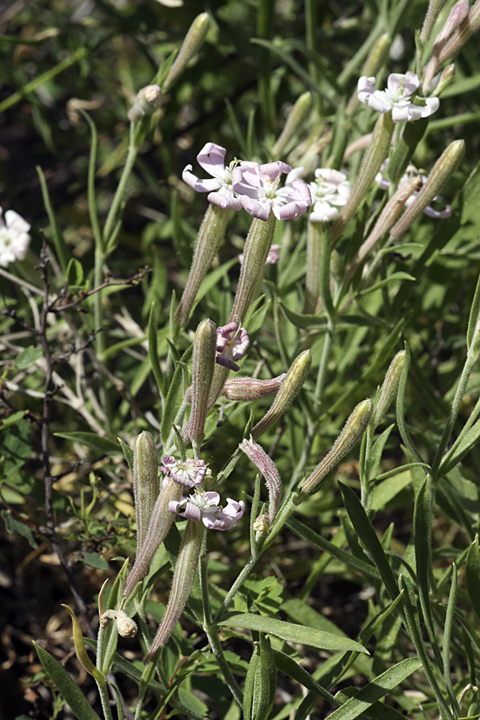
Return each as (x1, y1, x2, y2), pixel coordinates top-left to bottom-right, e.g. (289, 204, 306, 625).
(163, 13, 210, 91)
(123, 478, 182, 597)
(371, 351, 406, 427)
(390, 140, 464, 240)
(175, 204, 230, 328)
(144, 519, 204, 663)
(133, 431, 159, 554)
(252, 350, 311, 440)
(301, 399, 373, 495)
(221, 374, 286, 401)
(229, 214, 277, 326)
(272, 91, 313, 157)
(330, 112, 395, 245)
(420, 0, 449, 44)
(184, 318, 217, 442)
(128, 85, 162, 122)
(243, 634, 277, 720)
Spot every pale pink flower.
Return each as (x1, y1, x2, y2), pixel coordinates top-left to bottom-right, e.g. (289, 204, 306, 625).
(182, 142, 242, 210)
(376, 161, 451, 219)
(0, 209, 30, 267)
(161, 456, 208, 488)
(216, 321, 250, 371)
(309, 169, 352, 223)
(232, 162, 312, 221)
(358, 73, 439, 122)
(169, 491, 245, 531)
(239, 243, 280, 265)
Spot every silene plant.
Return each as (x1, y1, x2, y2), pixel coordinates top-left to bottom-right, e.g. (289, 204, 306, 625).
(4, 1, 480, 719)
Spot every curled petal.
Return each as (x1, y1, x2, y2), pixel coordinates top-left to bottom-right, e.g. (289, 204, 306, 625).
(182, 165, 220, 193)
(203, 499, 245, 531)
(207, 188, 242, 210)
(196, 142, 227, 177)
(240, 196, 272, 221)
(387, 71, 419, 95)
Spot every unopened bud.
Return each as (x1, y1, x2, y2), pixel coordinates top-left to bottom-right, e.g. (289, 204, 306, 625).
(348, 176, 422, 276)
(132, 431, 159, 553)
(240, 437, 282, 522)
(220, 374, 286, 402)
(391, 140, 464, 240)
(272, 92, 313, 156)
(163, 13, 210, 91)
(184, 319, 216, 442)
(252, 350, 311, 440)
(330, 112, 395, 245)
(437, 0, 480, 65)
(420, 0, 450, 44)
(301, 399, 373, 495)
(371, 351, 406, 426)
(145, 519, 204, 662)
(128, 85, 162, 122)
(100, 609, 138, 638)
(434, 63, 456, 95)
(253, 514, 270, 535)
(175, 204, 230, 328)
(123, 478, 182, 596)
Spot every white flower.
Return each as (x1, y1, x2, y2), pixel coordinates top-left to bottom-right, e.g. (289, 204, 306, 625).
(376, 161, 451, 219)
(309, 169, 352, 223)
(182, 142, 242, 210)
(357, 72, 439, 123)
(0, 209, 31, 267)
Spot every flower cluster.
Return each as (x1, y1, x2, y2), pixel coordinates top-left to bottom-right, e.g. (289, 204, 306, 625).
(357, 72, 439, 123)
(161, 456, 208, 487)
(0, 209, 31, 268)
(170, 491, 245, 531)
(215, 322, 250, 371)
(309, 169, 352, 223)
(183, 143, 312, 221)
(376, 161, 451, 219)
(164, 456, 245, 532)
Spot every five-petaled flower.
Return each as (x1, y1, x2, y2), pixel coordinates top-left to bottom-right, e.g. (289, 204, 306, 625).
(182, 142, 242, 210)
(161, 456, 208, 488)
(169, 491, 245, 531)
(309, 169, 352, 223)
(376, 161, 451, 219)
(231, 162, 312, 221)
(216, 321, 250, 371)
(357, 72, 439, 122)
(0, 209, 31, 268)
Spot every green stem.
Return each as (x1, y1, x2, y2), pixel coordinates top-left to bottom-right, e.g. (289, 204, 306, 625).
(213, 553, 260, 624)
(97, 680, 114, 720)
(431, 351, 476, 480)
(103, 122, 138, 250)
(314, 325, 333, 403)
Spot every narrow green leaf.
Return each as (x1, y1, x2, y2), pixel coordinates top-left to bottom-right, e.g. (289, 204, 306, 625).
(467, 273, 480, 351)
(438, 417, 480, 477)
(466, 536, 480, 620)
(37, 165, 69, 272)
(117, 437, 134, 471)
(15, 346, 43, 370)
(78, 552, 109, 571)
(357, 272, 415, 298)
(83, 639, 165, 692)
(219, 613, 368, 653)
(443, 564, 461, 716)
(34, 642, 102, 720)
(366, 425, 393, 485)
(279, 301, 327, 329)
(148, 303, 165, 397)
(1, 509, 38, 548)
(54, 432, 121, 456)
(327, 657, 422, 720)
(287, 516, 381, 582)
(339, 483, 399, 601)
(160, 346, 193, 445)
(273, 649, 336, 703)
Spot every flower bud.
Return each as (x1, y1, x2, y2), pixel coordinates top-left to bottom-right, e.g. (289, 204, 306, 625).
(434, 63, 456, 95)
(420, 0, 450, 44)
(100, 610, 138, 638)
(272, 92, 313, 157)
(253, 514, 270, 535)
(184, 319, 217, 442)
(252, 350, 311, 440)
(132, 431, 159, 554)
(348, 176, 422, 276)
(123, 478, 182, 596)
(371, 351, 406, 427)
(144, 519, 204, 662)
(175, 204, 230, 328)
(128, 85, 162, 122)
(220, 374, 286, 401)
(436, 0, 480, 65)
(163, 13, 210, 91)
(330, 112, 395, 245)
(240, 437, 282, 522)
(301, 399, 373, 495)
(229, 214, 277, 326)
(390, 140, 464, 240)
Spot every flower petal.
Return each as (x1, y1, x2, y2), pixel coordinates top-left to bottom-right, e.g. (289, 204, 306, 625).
(196, 143, 227, 178)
